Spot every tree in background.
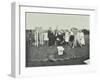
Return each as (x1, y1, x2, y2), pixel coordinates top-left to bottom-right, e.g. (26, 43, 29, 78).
(81, 29, 89, 35)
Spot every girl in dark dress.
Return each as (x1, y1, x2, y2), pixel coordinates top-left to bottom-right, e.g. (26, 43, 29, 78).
(69, 31, 75, 47)
(48, 28, 55, 47)
(56, 31, 65, 46)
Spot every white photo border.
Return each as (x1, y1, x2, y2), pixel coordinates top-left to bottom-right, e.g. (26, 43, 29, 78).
(11, 2, 97, 78)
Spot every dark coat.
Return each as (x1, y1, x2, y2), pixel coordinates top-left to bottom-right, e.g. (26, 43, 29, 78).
(48, 30, 55, 46)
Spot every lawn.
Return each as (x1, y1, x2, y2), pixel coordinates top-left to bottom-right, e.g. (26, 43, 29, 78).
(26, 35, 89, 67)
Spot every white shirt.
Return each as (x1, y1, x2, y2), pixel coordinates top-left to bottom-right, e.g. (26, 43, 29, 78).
(43, 32, 48, 41)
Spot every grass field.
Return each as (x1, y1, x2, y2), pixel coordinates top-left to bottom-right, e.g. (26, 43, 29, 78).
(26, 35, 89, 67)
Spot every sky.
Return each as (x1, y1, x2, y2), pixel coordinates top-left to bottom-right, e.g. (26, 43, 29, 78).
(26, 12, 90, 30)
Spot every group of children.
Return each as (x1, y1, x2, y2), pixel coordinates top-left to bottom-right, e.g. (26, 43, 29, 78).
(26, 27, 85, 49)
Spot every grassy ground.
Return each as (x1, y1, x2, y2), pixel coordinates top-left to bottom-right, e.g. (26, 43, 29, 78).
(26, 35, 89, 67)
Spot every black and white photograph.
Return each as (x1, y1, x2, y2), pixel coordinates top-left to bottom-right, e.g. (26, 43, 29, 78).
(25, 12, 90, 67)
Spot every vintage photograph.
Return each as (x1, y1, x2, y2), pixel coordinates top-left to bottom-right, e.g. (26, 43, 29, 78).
(25, 12, 90, 67)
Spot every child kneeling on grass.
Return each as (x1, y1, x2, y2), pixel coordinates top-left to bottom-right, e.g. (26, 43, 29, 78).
(57, 46, 64, 56)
